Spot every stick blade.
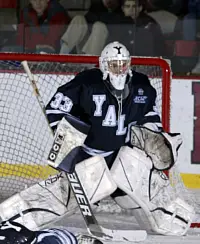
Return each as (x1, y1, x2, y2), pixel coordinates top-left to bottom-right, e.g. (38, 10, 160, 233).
(100, 227, 147, 242)
(88, 224, 147, 242)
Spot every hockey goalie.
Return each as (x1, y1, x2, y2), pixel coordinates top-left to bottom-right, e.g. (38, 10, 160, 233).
(0, 41, 195, 239)
(45, 41, 195, 237)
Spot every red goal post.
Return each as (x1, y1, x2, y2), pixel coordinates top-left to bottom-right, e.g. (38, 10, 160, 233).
(0, 53, 171, 202)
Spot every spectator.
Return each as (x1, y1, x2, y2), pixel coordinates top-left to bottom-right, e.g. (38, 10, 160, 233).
(182, 0, 200, 41)
(16, 0, 70, 53)
(121, 0, 165, 56)
(168, 0, 188, 16)
(145, 0, 178, 36)
(60, 0, 127, 55)
(144, 0, 173, 12)
(170, 0, 200, 74)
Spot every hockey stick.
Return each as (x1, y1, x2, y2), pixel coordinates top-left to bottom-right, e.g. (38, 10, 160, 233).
(21, 60, 147, 242)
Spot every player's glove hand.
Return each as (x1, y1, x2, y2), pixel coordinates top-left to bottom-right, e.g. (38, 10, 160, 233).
(130, 124, 182, 170)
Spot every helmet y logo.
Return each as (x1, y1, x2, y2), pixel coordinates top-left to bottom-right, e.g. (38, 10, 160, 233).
(114, 46, 122, 54)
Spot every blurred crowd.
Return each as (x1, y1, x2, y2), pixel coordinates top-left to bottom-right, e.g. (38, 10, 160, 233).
(0, 0, 200, 75)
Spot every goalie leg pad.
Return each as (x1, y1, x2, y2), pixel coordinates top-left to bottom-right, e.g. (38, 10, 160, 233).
(110, 146, 195, 236)
(0, 172, 77, 230)
(113, 194, 140, 209)
(75, 155, 117, 204)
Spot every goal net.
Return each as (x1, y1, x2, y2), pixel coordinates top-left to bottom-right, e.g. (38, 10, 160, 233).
(0, 53, 198, 227)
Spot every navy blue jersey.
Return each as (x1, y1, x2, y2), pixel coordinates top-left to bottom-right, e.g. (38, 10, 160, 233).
(46, 68, 162, 154)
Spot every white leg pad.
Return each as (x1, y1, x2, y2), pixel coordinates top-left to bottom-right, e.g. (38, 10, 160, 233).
(110, 146, 195, 236)
(0, 172, 76, 230)
(75, 155, 117, 204)
(114, 194, 139, 209)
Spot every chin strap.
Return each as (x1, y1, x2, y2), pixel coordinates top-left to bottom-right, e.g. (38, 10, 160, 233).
(115, 94, 123, 120)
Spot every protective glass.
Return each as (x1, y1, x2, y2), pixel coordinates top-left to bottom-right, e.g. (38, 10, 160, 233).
(107, 59, 130, 75)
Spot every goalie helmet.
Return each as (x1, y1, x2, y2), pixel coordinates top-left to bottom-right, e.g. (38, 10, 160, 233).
(99, 41, 132, 90)
(0, 221, 36, 244)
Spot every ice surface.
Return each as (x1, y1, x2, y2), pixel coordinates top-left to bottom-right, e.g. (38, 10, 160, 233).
(43, 203, 200, 244)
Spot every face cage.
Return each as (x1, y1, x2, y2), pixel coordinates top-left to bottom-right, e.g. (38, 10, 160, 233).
(106, 58, 131, 75)
(100, 56, 130, 74)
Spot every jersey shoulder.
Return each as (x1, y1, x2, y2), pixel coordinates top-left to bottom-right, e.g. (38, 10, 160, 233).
(131, 70, 151, 86)
(75, 68, 103, 86)
(130, 70, 157, 96)
(58, 68, 102, 91)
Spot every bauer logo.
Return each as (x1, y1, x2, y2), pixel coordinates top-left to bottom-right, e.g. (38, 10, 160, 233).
(68, 173, 92, 217)
(48, 133, 65, 163)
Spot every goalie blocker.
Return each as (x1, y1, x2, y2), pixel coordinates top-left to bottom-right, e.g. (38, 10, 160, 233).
(47, 113, 91, 173)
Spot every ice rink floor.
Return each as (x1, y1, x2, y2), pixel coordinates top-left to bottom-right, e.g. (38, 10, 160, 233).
(45, 210, 200, 244)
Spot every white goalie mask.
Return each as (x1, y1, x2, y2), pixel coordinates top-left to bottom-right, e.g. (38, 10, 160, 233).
(99, 42, 132, 90)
